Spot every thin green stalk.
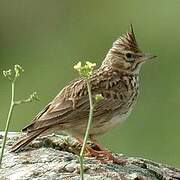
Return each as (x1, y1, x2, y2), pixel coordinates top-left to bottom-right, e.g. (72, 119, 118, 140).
(79, 80, 94, 180)
(0, 82, 15, 167)
(0, 65, 38, 168)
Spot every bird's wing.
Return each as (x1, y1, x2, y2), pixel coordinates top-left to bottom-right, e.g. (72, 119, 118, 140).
(24, 68, 128, 133)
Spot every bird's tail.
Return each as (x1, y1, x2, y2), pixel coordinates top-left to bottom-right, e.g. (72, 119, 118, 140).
(10, 128, 47, 152)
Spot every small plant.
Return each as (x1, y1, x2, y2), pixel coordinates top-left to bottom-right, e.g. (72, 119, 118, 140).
(74, 61, 103, 180)
(0, 65, 39, 167)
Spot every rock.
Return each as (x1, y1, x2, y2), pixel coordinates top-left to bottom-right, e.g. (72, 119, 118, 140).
(0, 132, 180, 180)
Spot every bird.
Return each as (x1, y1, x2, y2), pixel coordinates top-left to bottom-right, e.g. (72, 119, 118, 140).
(10, 25, 156, 161)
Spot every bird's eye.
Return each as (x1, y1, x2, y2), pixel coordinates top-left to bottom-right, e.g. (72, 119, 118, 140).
(125, 52, 134, 61)
(126, 53, 132, 58)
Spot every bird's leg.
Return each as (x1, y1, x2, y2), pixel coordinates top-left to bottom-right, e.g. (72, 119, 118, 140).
(88, 136, 124, 164)
(75, 137, 90, 155)
(88, 136, 104, 151)
(87, 141, 126, 165)
(76, 136, 126, 165)
(76, 136, 105, 156)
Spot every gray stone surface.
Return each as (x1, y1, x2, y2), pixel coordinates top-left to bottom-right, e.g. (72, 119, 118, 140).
(0, 132, 180, 180)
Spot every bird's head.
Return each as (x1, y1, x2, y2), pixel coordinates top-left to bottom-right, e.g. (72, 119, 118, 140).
(102, 25, 156, 74)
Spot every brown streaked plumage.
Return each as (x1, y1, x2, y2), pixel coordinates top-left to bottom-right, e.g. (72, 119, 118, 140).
(11, 25, 156, 154)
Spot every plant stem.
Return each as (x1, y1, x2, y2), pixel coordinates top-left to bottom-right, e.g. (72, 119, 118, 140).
(0, 82, 15, 167)
(79, 80, 94, 180)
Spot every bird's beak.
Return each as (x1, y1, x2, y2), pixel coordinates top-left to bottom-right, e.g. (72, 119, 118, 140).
(142, 53, 157, 61)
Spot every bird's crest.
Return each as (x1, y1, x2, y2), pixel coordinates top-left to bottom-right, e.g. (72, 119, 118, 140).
(113, 24, 140, 52)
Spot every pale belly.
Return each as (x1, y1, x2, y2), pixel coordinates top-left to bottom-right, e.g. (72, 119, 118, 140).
(90, 107, 134, 136)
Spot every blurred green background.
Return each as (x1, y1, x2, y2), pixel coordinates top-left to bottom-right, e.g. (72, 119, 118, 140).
(0, 0, 180, 167)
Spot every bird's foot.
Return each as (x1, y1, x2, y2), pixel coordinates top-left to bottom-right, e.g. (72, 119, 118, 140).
(75, 137, 126, 165)
(85, 146, 126, 165)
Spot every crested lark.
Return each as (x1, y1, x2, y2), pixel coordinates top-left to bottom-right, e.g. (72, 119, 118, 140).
(11, 25, 156, 158)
